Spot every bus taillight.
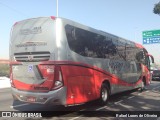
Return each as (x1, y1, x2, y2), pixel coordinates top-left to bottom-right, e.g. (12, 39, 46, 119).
(52, 66, 64, 90)
(10, 72, 15, 88)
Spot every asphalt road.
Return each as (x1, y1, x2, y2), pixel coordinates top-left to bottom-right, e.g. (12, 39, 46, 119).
(0, 81, 160, 120)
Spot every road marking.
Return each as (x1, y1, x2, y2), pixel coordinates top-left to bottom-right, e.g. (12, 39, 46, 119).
(128, 96, 135, 99)
(10, 103, 29, 108)
(70, 105, 109, 120)
(68, 108, 86, 120)
(108, 102, 112, 105)
(79, 109, 86, 111)
(70, 85, 160, 120)
(69, 115, 83, 120)
(152, 85, 160, 90)
(96, 106, 107, 111)
(114, 100, 123, 105)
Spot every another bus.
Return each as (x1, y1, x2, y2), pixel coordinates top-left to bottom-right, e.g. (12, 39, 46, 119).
(9, 16, 154, 106)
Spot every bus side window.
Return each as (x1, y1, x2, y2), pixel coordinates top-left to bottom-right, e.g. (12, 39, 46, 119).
(65, 24, 117, 59)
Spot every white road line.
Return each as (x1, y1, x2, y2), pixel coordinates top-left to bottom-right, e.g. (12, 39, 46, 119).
(79, 109, 86, 111)
(114, 100, 123, 105)
(69, 105, 109, 120)
(128, 96, 135, 99)
(96, 106, 107, 111)
(69, 115, 83, 120)
(138, 91, 147, 95)
(152, 85, 160, 90)
(108, 102, 112, 105)
(68, 108, 86, 120)
(10, 103, 29, 108)
(70, 85, 160, 120)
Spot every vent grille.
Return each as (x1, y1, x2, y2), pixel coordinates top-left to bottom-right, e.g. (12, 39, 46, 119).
(14, 51, 50, 62)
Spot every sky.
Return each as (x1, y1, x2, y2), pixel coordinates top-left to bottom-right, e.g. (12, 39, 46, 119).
(0, 0, 160, 64)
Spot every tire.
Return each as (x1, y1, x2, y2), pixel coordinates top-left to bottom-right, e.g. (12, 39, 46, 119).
(140, 80, 145, 92)
(149, 79, 151, 84)
(99, 84, 109, 105)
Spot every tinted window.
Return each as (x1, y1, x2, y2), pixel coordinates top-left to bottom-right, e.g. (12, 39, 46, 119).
(65, 24, 142, 62)
(65, 25, 117, 58)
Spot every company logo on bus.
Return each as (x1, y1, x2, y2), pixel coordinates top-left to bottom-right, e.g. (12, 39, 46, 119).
(28, 55, 34, 61)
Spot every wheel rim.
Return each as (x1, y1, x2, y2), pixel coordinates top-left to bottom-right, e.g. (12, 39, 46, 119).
(141, 81, 145, 91)
(102, 87, 108, 102)
(142, 81, 144, 88)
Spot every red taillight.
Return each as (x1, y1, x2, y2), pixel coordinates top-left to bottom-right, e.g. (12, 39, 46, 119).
(10, 72, 15, 88)
(52, 66, 63, 90)
(39, 65, 55, 75)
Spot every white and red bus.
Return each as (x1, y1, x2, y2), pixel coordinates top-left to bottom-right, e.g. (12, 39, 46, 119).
(9, 16, 154, 106)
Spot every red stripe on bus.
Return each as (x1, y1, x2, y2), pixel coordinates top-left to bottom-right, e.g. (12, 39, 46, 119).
(11, 60, 145, 89)
(39, 60, 143, 87)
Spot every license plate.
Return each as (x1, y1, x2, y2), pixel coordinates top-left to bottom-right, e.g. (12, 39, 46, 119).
(27, 96, 36, 102)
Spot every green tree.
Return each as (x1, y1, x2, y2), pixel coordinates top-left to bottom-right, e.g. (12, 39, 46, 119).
(153, 2, 160, 15)
(0, 64, 9, 77)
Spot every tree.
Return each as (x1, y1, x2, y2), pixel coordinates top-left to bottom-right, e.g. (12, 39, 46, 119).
(0, 64, 9, 77)
(153, 2, 160, 15)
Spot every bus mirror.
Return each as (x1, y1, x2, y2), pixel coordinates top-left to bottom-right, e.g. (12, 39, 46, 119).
(151, 56, 154, 63)
(148, 54, 154, 63)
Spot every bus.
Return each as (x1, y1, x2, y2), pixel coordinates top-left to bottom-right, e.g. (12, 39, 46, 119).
(9, 16, 154, 106)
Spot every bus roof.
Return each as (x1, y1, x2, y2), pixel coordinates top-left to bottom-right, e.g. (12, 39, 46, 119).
(13, 16, 144, 49)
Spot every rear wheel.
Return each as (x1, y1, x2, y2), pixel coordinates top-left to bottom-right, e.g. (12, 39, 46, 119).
(140, 79, 145, 92)
(99, 84, 109, 105)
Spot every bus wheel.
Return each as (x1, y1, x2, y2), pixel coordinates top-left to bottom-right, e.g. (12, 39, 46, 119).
(99, 84, 109, 105)
(140, 79, 145, 92)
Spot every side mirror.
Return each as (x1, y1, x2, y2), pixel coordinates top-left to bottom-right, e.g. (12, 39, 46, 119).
(147, 54, 154, 63)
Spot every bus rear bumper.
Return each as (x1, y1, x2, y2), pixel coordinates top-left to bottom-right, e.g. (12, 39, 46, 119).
(11, 87, 67, 106)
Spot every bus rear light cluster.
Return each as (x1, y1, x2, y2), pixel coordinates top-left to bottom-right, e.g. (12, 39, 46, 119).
(52, 66, 64, 90)
(54, 80, 63, 89)
(10, 71, 15, 88)
(10, 79, 15, 88)
(39, 65, 55, 72)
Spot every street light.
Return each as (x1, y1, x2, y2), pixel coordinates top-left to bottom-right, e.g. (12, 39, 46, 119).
(56, 0, 59, 17)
